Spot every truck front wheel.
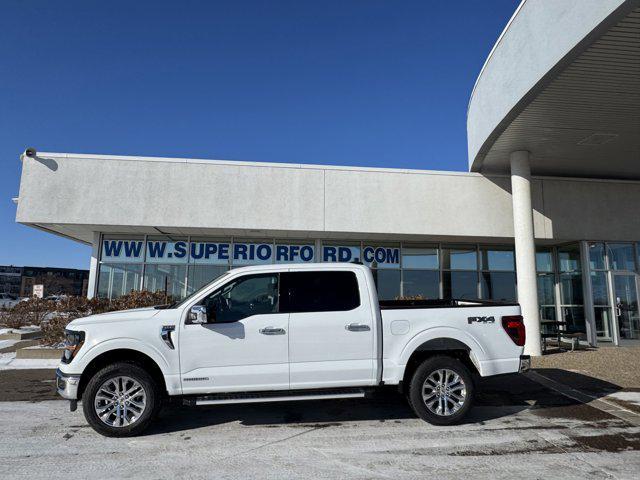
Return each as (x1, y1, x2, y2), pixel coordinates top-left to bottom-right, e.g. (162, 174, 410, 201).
(408, 356, 474, 425)
(82, 362, 160, 437)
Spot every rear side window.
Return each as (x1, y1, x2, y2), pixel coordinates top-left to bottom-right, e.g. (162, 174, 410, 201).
(281, 271, 360, 313)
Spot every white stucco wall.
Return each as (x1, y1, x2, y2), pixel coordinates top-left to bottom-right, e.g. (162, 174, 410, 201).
(14, 153, 640, 244)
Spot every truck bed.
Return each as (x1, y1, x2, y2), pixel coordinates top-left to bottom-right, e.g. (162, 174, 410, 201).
(379, 298, 519, 309)
(379, 299, 524, 380)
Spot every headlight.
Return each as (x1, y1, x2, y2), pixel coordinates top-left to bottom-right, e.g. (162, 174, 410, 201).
(62, 329, 85, 364)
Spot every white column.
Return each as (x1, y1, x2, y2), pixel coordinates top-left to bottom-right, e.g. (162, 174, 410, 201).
(510, 151, 542, 356)
(86, 232, 101, 299)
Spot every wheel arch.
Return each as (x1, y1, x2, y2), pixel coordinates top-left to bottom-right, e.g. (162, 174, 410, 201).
(399, 337, 480, 393)
(77, 349, 168, 400)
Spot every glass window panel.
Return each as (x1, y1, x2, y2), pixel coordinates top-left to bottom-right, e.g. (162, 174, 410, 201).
(189, 240, 232, 265)
(402, 270, 440, 299)
(442, 246, 477, 270)
(143, 264, 187, 300)
(560, 273, 584, 305)
(321, 243, 361, 263)
(401, 246, 438, 270)
(535, 249, 554, 273)
(145, 237, 189, 264)
(101, 237, 145, 264)
(372, 269, 401, 300)
(590, 271, 610, 306)
(187, 265, 228, 294)
(607, 243, 636, 271)
(480, 272, 517, 301)
(274, 242, 315, 264)
(594, 306, 613, 340)
(558, 244, 581, 273)
(363, 245, 400, 270)
(588, 243, 606, 271)
(539, 306, 557, 322)
(97, 263, 142, 299)
(561, 306, 586, 334)
(230, 241, 274, 266)
(442, 271, 478, 300)
(537, 273, 555, 305)
(480, 247, 515, 271)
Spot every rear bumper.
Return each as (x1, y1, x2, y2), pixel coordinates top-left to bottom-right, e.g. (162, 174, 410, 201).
(519, 355, 531, 373)
(56, 368, 80, 400)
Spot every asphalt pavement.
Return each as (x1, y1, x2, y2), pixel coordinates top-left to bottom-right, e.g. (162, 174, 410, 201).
(1, 369, 639, 479)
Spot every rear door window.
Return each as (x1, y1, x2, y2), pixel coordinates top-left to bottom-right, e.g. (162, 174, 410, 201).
(281, 271, 360, 313)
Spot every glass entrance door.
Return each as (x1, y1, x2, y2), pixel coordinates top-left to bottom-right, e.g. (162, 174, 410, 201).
(613, 274, 640, 341)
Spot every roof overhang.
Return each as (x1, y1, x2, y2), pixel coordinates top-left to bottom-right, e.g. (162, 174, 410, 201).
(467, 0, 640, 179)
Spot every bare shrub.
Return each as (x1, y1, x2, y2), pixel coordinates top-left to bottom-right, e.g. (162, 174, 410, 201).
(1, 298, 57, 329)
(2, 291, 174, 345)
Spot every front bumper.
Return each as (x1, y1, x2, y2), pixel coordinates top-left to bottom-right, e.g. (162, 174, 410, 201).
(56, 368, 81, 400)
(519, 355, 531, 373)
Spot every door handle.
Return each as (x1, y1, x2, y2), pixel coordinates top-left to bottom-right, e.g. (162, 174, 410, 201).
(259, 327, 286, 335)
(345, 323, 371, 332)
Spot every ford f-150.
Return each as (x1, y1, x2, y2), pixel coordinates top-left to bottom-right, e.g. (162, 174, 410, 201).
(56, 263, 529, 436)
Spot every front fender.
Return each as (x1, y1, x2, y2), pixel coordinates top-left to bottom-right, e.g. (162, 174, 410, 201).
(63, 337, 172, 376)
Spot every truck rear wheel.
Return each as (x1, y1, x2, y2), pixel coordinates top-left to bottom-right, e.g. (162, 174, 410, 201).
(82, 362, 160, 437)
(408, 356, 474, 425)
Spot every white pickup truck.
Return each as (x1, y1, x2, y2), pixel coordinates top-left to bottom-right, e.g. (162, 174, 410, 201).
(56, 263, 529, 436)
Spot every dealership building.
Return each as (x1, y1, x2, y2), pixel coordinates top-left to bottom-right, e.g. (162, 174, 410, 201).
(13, 0, 640, 354)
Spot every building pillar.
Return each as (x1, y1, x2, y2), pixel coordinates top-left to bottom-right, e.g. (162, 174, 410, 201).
(86, 232, 101, 299)
(510, 151, 542, 356)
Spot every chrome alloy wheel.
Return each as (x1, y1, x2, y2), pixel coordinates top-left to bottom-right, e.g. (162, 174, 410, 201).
(422, 368, 467, 416)
(94, 376, 147, 427)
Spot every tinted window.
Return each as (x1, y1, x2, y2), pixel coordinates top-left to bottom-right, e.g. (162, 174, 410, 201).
(200, 274, 279, 322)
(281, 271, 360, 313)
(373, 269, 401, 300)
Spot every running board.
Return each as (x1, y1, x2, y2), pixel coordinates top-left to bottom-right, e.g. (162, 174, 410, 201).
(185, 388, 367, 406)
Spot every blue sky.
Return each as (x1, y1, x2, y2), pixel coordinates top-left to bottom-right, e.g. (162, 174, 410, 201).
(0, 0, 518, 270)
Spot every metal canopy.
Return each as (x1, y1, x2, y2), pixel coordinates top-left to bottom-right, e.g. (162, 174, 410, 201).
(475, 6, 640, 180)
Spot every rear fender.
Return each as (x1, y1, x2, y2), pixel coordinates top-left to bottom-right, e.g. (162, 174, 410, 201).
(398, 327, 488, 376)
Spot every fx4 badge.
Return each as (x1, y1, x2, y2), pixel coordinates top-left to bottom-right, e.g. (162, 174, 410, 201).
(468, 316, 495, 324)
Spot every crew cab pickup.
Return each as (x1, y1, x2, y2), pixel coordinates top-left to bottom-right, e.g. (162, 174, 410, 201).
(56, 263, 529, 436)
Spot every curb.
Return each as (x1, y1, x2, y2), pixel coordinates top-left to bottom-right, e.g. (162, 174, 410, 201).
(526, 370, 640, 427)
(0, 340, 41, 354)
(0, 330, 42, 341)
(15, 347, 64, 360)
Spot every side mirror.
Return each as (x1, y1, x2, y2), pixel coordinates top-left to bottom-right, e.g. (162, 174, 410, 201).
(189, 305, 208, 324)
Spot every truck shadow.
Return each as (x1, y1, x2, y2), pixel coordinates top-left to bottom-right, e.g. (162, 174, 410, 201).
(144, 370, 623, 436)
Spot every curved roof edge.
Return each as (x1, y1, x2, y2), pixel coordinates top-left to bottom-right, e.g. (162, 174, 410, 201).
(466, 0, 635, 172)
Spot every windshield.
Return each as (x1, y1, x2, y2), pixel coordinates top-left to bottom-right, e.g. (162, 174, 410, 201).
(161, 271, 231, 309)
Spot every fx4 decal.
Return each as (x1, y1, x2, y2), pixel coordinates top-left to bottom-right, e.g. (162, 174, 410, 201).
(468, 316, 495, 324)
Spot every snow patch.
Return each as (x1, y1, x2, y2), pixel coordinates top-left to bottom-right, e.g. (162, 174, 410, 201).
(609, 391, 640, 406)
(0, 352, 59, 370)
(0, 339, 19, 350)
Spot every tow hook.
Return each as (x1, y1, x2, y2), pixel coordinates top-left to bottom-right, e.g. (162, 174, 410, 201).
(69, 400, 78, 412)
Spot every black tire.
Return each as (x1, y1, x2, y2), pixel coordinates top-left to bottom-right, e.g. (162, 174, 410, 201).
(82, 362, 160, 437)
(408, 356, 474, 426)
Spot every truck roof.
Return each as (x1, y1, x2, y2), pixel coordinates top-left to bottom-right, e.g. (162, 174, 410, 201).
(227, 262, 369, 275)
